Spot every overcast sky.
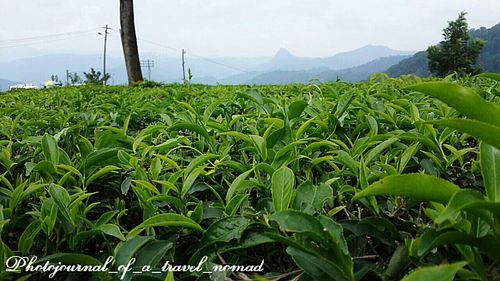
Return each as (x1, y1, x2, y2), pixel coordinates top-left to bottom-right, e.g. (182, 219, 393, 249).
(1, 0, 499, 58)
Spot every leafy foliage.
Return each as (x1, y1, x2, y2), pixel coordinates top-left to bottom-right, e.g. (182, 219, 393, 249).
(0, 74, 499, 280)
(427, 12, 485, 77)
(389, 17, 500, 78)
(83, 68, 110, 85)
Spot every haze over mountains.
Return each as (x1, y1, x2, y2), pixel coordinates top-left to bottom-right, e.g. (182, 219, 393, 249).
(0, 45, 414, 89)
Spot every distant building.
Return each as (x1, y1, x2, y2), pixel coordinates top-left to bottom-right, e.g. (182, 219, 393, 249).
(45, 80, 63, 87)
(9, 83, 39, 90)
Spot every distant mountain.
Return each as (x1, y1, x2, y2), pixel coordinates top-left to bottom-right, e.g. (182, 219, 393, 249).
(0, 45, 414, 85)
(322, 45, 414, 70)
(0, 78, 19, 91)
(318, 55, 412, 81)
(386, 51, 430, 77)
(0, 53, 269, 85)
(387, 23, 500, 77)
(470, 23, 500, 71)
(256, 45, 414, 72)
(0, 54, 121, 85)
(247, 55, 411, 84)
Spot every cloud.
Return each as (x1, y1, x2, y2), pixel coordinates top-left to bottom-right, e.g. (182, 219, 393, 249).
(0, 0, 498, 58)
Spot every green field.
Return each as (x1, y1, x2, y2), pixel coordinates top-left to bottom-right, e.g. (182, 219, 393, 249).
(1, 74, 500, 281)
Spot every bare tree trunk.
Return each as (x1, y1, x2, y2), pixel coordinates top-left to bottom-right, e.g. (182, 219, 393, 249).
(120, 0, 143, 85)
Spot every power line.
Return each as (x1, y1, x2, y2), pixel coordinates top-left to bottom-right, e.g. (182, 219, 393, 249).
(1, 27, 252, 76)
(134, 36, 252, 74)
(0, 28, 100, 44)
(0, 30, 99, 49)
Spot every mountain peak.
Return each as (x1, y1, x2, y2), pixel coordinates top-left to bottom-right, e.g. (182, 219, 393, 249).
(273, 48, 294, 60)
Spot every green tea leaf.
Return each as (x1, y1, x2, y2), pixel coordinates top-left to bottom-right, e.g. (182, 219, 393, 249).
(183, 153, 218, 179)
(401, 261, 467, 281)
(169, 122, 211, 143)
(226, 168, 253, 202)
(292, 182, 332, 214)
(83, 147, 121, 170)
(414, 230, 500, 258)
(48, 184, 75, 226)
(200, 217, 250, 246)
(287, 100, 308, 120)
(271, 166, 295, 212)
(94, 224, 126, 241)
(225, 194, 249, 217)
(428, 119, 500, 150)
(41, 134, 59, 164)
(476, 72, 500, 82)
(434, 189, 485, 224)
(287, 247, 353, 281)
(86, 165, 121, 186)
(127, 213, 204, 238)
(407, 82, 500, 127)
(134, 239, 174, 268)
(114, 236, 154, 267)
(481, 142, 500, 202)
(353, 174, 460, 204)
(269, 210, 328, 244)
(18, 219, 42, 253)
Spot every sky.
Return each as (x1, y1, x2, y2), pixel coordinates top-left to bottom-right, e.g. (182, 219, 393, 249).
(0, 0, 499, 59)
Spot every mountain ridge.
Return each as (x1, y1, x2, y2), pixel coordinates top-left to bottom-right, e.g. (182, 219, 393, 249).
(0, 45, 415, 85)
(387, 22, 500, 77)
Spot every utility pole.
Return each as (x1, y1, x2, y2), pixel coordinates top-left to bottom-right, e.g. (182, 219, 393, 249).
(182, 49, 186, 83)
(140, 60, 154, 80)
(99, 25, 110, 86)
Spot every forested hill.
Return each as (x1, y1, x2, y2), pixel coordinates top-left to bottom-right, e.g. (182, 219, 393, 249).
(387, 22, 500, 77)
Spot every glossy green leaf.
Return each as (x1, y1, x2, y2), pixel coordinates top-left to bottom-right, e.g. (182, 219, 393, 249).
(94, 224, 126, 241)
(18, 219, 42, 253)
(271, 166, 295, 212)
(287, 246, 354, 281)
(292, 182, 332, 214)
(200, 217, 250, 245)
(226, 168, 253, 202)
(365, 137, 399, 164)
(434, 189, 485, 224)
(481, 142, 500, 202)
(48, 183, 75, 226)
(407, 82, 500, 127)
(476, 72, 500, 82)
(83, 148, 121, 170)
(133, 180, 160, 195)
(86, 165, 121, 185)
(427, 119, 500, 150)
(269, 210, 328, 245)
(41, 134, 59, 164)
(287, 100, 308, 120)
(134, 239, 174, 268)
(353, 174, 460, 204)
(414, 230, 500, 258)
(401, 261, 467, 281)
(183, 153, 218, 179)
(169, 122, 211, 142)
(114, 236, 154, 267)
(225, 194, 249, 217)
(127, 213, 204, 238)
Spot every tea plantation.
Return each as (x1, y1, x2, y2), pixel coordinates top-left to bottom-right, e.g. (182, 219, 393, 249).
(0, 74, 499, 281)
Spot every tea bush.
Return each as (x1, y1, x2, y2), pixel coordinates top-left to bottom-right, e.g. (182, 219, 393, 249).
(0, 74, 499, 280)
